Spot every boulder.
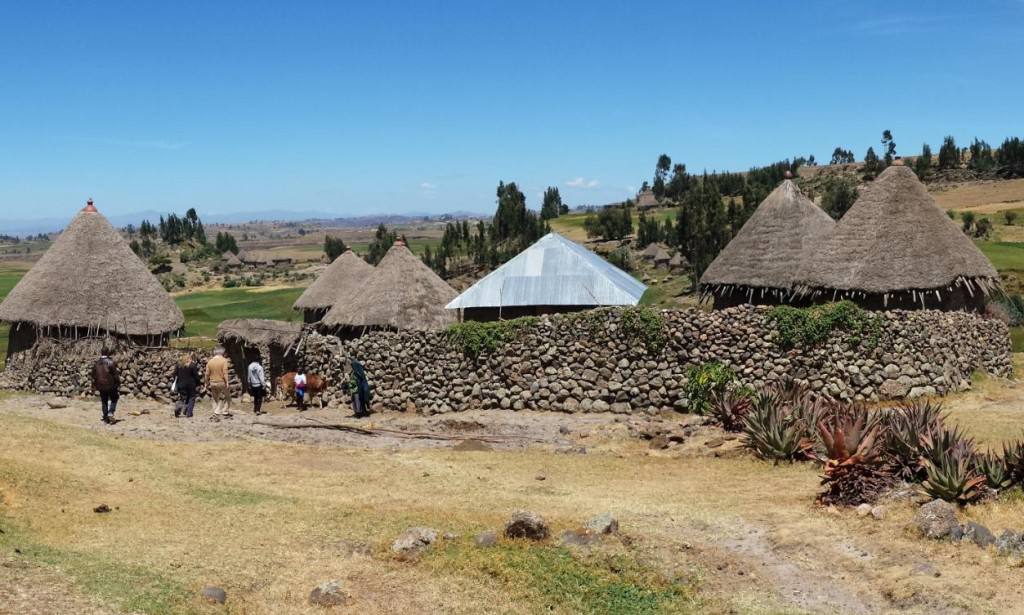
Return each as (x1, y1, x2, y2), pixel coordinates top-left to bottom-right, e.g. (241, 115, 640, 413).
(995, 530, 1024, 557)
(584, 514, 619, 535)
(914, 499, 959, 540)
(964, 521, 996, 548)
(391, 527, 439, 553)
(504, 510, 550, 541)
(308, 580, 347, 606)
(200, 587, 227, 604)
(474, 531, 498, 548)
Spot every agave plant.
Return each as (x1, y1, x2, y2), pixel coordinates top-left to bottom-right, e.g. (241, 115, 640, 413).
(1004, 439, 1024, 486)
(882, 399, 946, 480)
(709, 389, 751, 433)
(977, 450, 1013, 492)
(816, 405, 893, 505)
(921, 444, 987, 505)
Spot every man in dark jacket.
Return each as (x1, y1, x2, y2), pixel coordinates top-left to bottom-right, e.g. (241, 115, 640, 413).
(92, 349, 121, 424)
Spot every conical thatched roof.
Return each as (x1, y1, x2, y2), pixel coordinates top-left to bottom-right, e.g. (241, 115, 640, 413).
(221, 251, 235, 261)
(701, 180, 835, 295)
(293, 250, 373, 311)
(0, 203, 184, 336)
(668, 253, 687, 269)
(653, 248, 670, 263)
(218, 318, 302, 348)
(321, 242, 458, 331)
(797, 165, 999, 296)
(225, 253, 243, 268)
(640, 243, 661, 259)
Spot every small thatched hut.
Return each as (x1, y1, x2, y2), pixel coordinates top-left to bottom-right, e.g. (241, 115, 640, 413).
(321, 241, 458, 333)
(640, 243, 661, 260)
(668, 253, 688, 271)
(0, 200, 185, 356)
(700, 178, 836, 309)
(217, 319, 303, 396)
(224, 253, 243, 269)
(221, 251, 235, 261)
(636, 190, 658, 209)
(653, 248, 671, 268)
(293, 249, 373, 323)
(796, 163, 1000, 311)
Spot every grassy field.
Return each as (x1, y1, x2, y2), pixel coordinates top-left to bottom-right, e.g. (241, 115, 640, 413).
(172, 286, 304, 339)
(0, 263, 31, 368)
(550, 208, 677, 242)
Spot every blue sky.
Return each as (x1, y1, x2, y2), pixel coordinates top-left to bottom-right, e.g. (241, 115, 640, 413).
(1, 1, 1022, 221)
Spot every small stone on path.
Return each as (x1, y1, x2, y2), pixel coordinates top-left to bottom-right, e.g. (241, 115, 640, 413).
(474, 531, 498, 547)
(584, 514, 618, 535)
(914, 499, 959, 540)
(200, 587, 227, 604)
(391, 527, 438, 553)
(93, 504, 111, 514)
(504, 510, 550, 541)
(309, 580, 347, 606)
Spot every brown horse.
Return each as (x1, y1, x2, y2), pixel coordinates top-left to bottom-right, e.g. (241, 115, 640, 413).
(277, 372, 329, 409)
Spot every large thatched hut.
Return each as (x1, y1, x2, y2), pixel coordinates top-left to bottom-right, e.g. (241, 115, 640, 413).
(0, 200, 184, 356)
(320, 241, 458, 333)
(292, 250, 373, 323)
(796, 163, 1000, 312)
(700, 178, 836, 309)
(446, 232, 647, 321)
(217, 318, 303, 395)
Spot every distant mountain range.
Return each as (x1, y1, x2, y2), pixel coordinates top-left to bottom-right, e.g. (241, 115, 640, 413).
(0, 209, 487, 236)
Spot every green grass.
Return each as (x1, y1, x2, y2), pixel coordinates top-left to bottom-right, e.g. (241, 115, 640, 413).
(0, 521, 194, 615)
(1011, 326, 1024, 353)
(422, 541, 702, 615)
(173, 286, 304, 338)
(0, 264, 29, 368)
(976, 241, 1024, 271)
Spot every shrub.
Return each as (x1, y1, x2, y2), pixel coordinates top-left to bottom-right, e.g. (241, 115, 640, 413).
(767, 301, 881, 349)
(445, 317, 539, 359)
(620, 307, 667, 353)
(683, 363, 735, 414)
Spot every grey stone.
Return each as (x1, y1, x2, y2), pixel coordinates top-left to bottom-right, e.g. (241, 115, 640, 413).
(474, 531, 498, 547)
(855, 503, 872, 517)
(391, 527, 439, 553)
(584, 514, 619, 535)
(995, 530, 1024, 557)
(308, 580, 347, 606)
(914, 499, 960, 540)
(201, 587, 227, 604)
(560, 529, 600, 546)
(504, 510, 550, 541)
(964, 521, 996, 548)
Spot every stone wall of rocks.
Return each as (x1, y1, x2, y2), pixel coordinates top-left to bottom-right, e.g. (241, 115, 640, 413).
(2, 306, 1011, 413)
(300, 306, 1012, 414)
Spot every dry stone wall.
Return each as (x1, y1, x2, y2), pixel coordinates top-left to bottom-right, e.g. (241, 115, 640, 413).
(2, 307, 1011, 414)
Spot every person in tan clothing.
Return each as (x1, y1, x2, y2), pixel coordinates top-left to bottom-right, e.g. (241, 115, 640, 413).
(205, 347, 232, 418)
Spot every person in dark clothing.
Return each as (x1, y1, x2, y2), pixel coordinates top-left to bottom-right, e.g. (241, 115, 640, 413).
(91, 349, 120, 424)
(173, 352, 201, 418)
(348, 359, 372, 418)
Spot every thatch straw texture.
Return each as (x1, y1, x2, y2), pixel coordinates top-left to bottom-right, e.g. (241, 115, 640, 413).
(701, 180, 835, 297)
(0, 208, 184, 336)
(640, 243, 661, 260)
(797, 165, 999, 297)
(218, 318, 302, 348)
(225, 253, 243, 268)
(293, 250, 373, 311)
(321, 243, 458, 331)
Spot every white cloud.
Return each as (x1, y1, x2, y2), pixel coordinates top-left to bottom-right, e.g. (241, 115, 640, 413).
(419, 182, 437, 190)
(566, 177, 599, 189)
(627, 185, 637, 194)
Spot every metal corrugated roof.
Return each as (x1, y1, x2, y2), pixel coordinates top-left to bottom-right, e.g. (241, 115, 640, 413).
(446, 232, 648, 309)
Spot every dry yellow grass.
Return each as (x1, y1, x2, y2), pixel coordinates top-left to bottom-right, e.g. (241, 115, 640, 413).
(931, 178, 1024, 212)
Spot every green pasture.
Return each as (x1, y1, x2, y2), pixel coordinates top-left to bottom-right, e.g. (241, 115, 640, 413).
(977, 241, 1024, 271)
(173, 286, 304, 339)
(0, 263, 31, 368)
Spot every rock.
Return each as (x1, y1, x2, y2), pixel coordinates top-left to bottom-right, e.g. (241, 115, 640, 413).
(855, 504, 872, 517)
(649, 435, 669, 450)
(559, 529, 599, 546)
(584, 514, 618, 535)
(558, 425, 571, 435)
(914, 499, 959, 540)
(93, 504, 111, 514)
(452, 440, 492, 452)
(964, 521, 995, 548)
(878, 378, 912, 399)
(870, 506, 886, 521)
(308, 580, 347, 606)
(995, 530, 1024, 557)
(474, 531, 498, 547)
(535, 475, 546, 481)
(504, 510, 550, 541)
(46, 399, 68, 409)
(200, 587, 227, 604)
(391, 527, 439, 553)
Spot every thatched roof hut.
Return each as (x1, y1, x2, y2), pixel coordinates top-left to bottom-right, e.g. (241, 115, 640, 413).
(796, 163, 999, 311)
(636, 190, 658, 209)
(668, 253, 688, 271)
(224, 253, 243, 268)
(0, 200, 184, 348)
(653, 248, 671, 267)
(293, 250, 373, 323)
(640, 243, 661, 260)
(221, 251, 235, 261)
(321, 241, 458, 331)
(700, 179, 835, 309)
(217, 319, 303, 395)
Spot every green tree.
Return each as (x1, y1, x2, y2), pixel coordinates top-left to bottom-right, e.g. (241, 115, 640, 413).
(961, 211, 976, 234)
(492, 181, 529, 241)
(821, 178, 859, 221)
(653, 154, 671, 199)
(367, 224, 398, 265)
(1005, 211, 1018, 226)
(881, 129, 896, 165)
(830, 147, 855, 165)
(862, 147, 881, 178)
(975, 218, 992, 238)
(938, 135, 960, 170)
(323, 235, 348, 262)
(914, 143, 933, 177)
(540, 187, 563, 220)
(997, 137, 1024, 177)
(969, 138, 995, 171)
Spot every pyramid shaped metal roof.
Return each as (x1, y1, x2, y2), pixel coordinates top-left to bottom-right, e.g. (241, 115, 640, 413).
(446, 232, 647, 310)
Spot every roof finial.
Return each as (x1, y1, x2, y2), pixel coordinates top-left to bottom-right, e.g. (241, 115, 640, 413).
(783, 170, 793, 180)
(82, 198, 97, 213)
(394, 239, 406, 247)
(893, 156, 905, 166)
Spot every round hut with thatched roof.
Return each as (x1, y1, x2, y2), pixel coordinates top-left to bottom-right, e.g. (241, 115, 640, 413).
(320, 241, 457, 334)
(795, 162, 1000, 312)
(217, 318, 303, 395)
(700, 176, 836, 309)
(0, 200, 185, 357)
(293, 249, 373, 323)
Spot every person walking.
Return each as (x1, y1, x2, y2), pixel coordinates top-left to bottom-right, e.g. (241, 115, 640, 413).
(91, 348, 120, 424)
(205, 346, 232, 419)
(294, 368, 308, 411)
(247, 359, 267, 415)
(348, 359, 372, 419)
(173, 352, 201, 418)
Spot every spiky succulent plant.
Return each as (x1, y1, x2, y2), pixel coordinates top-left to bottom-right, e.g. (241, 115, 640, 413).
(816, 405, 893, 506)
(921, 445, 987, 505)
(882, 399, 946, 480)
(977, 450, 1013, 492)
(709, 389, 751, 433)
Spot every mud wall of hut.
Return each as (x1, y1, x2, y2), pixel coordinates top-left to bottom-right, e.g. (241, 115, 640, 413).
(2, 306, 1012, 412)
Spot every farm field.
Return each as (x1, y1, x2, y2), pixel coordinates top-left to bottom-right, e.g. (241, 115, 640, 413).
(172, 286, 305, 340)
(0, 263, 31, 368)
